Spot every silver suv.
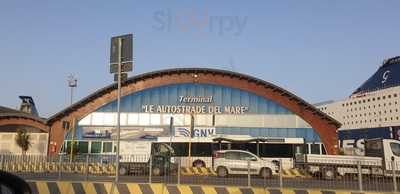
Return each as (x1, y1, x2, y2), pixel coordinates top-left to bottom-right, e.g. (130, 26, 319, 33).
(212, 150, 278, 178)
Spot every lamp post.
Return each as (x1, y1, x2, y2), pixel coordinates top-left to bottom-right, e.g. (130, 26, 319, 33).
(67, 75, 77, 105)
(67, 75, 77, 162)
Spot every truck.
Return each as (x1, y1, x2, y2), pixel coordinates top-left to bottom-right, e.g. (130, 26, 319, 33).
(118, 141, 177, 176)
(296, 138, 400, 179)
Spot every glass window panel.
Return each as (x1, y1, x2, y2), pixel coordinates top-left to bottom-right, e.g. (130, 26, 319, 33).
(260, 144, 293, 157)
(78, 141, 89, 154)
(172, 114, 185, 126)
(171, 143, 188, 157)
(103, 142, 113, 153)
(225, 152, 240, 160)
(120, 113, 128, 126)
(191, 143, 212, 156)
(287, 128, 296, 137)
(390, 143, 400, 157)
(311, 144, 320, 154)
(162, 114, 174, 125)
(91, 113, 105, 126)
(249, 128, 260, 137)
(127, 113, 139, 125)
(79, 114, 92, 126)
(150, 114, 161, 125)
(103, 113, 116, 126)
(91, 142, 101, 153)
(138, 113, 150, 125)
(239, 152, 253, 160)
(183, 114, 191, 126)
(195, 114, 212, 126)
(322, 144, 326, 155)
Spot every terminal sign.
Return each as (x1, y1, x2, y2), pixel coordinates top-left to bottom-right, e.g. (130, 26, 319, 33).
(175, 127, 216, 137)
(142, 95, 249, 114)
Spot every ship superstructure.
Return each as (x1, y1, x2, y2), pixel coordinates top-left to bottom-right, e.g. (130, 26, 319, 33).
(317, 56, 400, 153)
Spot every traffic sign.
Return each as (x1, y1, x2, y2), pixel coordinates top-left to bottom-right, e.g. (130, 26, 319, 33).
(110, 62, 133, 73)
(110, 34, 133, 68)
(114, 73, 128, 82)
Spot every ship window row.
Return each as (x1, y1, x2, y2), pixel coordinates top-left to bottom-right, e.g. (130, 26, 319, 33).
(346, 102, 398, 112)
(342, 93, 399, 107)
(343, 109, 399, 119)
(344, 116, 399, 125)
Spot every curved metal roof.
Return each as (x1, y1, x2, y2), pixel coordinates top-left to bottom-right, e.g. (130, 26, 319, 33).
(48, 68, 341, 128)
(0, 106, 47, 124)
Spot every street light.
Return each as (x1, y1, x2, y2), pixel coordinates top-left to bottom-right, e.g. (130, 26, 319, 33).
(67, 75, 77, 105)
(67, 75, 77, 162)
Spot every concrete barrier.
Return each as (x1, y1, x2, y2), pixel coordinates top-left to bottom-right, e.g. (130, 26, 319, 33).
(27, 181, 396, 194)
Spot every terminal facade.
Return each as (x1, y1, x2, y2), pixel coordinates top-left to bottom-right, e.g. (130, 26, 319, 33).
(45, 68, 340, 158)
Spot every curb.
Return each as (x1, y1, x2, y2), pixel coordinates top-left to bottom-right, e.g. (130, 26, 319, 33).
(27, 181, 397, 194)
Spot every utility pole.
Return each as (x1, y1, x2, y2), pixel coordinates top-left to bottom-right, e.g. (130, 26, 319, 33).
(188, 114, 194, 164)
(110, 34, 133, 183)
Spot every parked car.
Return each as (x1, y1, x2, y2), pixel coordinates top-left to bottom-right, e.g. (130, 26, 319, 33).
(212, 150, 278, 178)
(0, 170, 31, 194)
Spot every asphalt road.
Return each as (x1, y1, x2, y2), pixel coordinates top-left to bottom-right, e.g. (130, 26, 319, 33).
(16, 172, 399, 192)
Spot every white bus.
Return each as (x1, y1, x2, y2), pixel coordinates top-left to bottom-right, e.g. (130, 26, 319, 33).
(61, 135, 325, 169)
(157, 135, 311, 169)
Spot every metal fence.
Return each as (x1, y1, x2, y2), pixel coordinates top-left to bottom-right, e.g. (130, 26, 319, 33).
(1, 154, 399, 192)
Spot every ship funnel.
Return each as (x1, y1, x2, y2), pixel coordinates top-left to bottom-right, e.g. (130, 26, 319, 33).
(19, 96, 39, 116)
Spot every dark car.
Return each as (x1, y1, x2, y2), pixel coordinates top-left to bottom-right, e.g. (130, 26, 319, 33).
(0, 170, 31, 194)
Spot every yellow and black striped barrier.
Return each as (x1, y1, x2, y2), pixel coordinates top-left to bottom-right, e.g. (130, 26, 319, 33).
(180, 167, 217, 176)
(281, 168, 311, 178)
(180, 167, 311, 178)
(27, 181, 395, 194)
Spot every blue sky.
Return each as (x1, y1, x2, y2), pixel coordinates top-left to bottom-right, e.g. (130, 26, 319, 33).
(0, 1, 399, 117)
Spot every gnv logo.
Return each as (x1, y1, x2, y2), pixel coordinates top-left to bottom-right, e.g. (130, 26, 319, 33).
(382, 70, 390, 84)
(175, 127, 216, 137)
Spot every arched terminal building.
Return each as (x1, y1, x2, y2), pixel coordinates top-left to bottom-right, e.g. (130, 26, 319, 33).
(47, 68, 340, 161)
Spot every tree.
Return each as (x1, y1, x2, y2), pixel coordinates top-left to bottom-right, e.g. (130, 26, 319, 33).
(15, 129, 31, 155)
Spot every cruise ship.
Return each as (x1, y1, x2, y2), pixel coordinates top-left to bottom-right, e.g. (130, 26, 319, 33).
(316, 56, 400, 154)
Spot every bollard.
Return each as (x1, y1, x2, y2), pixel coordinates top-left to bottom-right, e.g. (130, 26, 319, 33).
(149, 155, 152, 184)
(0, 155, 4, 171)
(247, 159, 251, 187)
(58, 154, 63, 181)
(85, 154, 89, 181)
(279, 159, 283, 188)
(357, 160, 363, 192)
(164, 160, 167, 184)
(392, 160, 397, 192)
(177, 159, 181, 185)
